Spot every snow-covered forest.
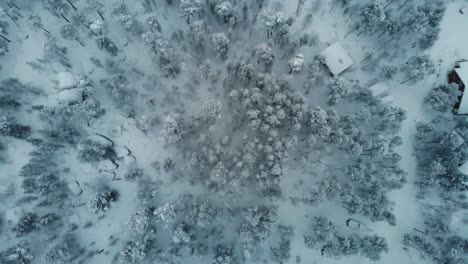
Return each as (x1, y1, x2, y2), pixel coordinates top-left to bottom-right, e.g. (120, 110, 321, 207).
(0, 0, 467, 263)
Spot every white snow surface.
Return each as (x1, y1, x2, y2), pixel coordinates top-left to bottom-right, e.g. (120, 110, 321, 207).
(0, 1, 467, 264)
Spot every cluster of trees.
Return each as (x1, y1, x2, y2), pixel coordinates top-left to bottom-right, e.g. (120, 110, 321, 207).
(0, 0, 455, 263)
(119, 193, 285, 262)
(10, 212, 60, 237)
(0, 117, 31, 139)
(88, 189, 119, 214)
(290, 101, 405, 224)
(406, 83, 468, 264)
(111, 3, 138, 32)
(402, 55, 436, 83)
(116, 233, 154, 264)
(41, 78, 106, 126)
(240, 206, 278, 250)
(270, 224, 294, 263)
(122, 194, 227, 261)
(347, 0, 446, 50)
(304, 216, 388, 261)
(402, 232, 468, 264)
(152, 3, 409, 258)
(414, 121, 468, 191)
(0, 240, 34, 264)
(425, 83, 460, 113)
(141, 26, 182, 77)
(77, 136, 116, 164)
(43, 234, 82, 264)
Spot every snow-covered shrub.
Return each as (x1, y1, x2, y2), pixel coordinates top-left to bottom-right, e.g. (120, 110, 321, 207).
(43, 0, 69, 17)
(255, 42, 275, 67)
(77, 138, 115, 163)
(125, 168, 144, 182)
(186, 199, 218, 227)
(38, 213, 60, 228)
(270, 225, 294, 263)
(424, 217, 450, 239)
(0, 39, 8, 57)
(288, 54, 304, 74)
(211, 32, 230, 59)
(161, 115, 185, 144)
(85, 0, 104, 12)
(101, 75, 134, 106)
(0, 241, 34, 264)
(43, 235, 81, 264)
(126, 209, 152, 237)
(212, 244, 234, 264)
(42, 36, 68, 63)
(146, 16, 162, 33)
(0, 117, 31, 139)
(402, 55, 436, 82)
(320, 234, 361, 257)
(358, 235, 388, 261)
(380, 65, 398, 79)
(341, 193, 363, 214)
(158, 48, 182, 77)
(425, 84, 460, 112)
(136, 115, 159, 132)
(153, 203, 176, 228)
(209, 162, 229, 185)
(59, 24, 78, 40)
(118, 239, 150, 264)
(414, 121, 468, 191)
(180, 0, 205, 23)
(187, 20, 207, 47)
(90, 19, 107, 35)
(96, 35, 119, 56)
(311, 217, 335, 242)
(210, 0, 239, 25)
(111, 2, 136, 31)
(257, 8, 283, 38)
(419, 27, 440, 50)
(41, 95, 105, 126)
(172, 223, 195, 243)
(88, 190, 119, 214)
(360, 0, 386, 33)
(241, 206, 277, 246)
(402, 233, 438, 259)
(328, 78, 350, 105)
(11, 212, 39, 237)
(201, 98, 223, 118)
(163, 158, 175, 172)
(28, 15, 44, 30)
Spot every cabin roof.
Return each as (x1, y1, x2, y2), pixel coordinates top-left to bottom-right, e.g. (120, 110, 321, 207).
(321, 42, 353, 76)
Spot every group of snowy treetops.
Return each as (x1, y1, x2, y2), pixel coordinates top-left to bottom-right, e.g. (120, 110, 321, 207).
(0, 1, 466, 264)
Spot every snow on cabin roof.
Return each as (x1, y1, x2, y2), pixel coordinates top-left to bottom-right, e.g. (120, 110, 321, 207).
(321, 42, 353, 76)
(458, 61, 468, 69)
(380, 94, 393, 104)
(458, 93, 468, 114)
(369, 82, 389, 97)
(458, 160, 468, 175)
(455, 62, 468, 83)
(455, 63, 468, 114)
(56, 72, 76, 90)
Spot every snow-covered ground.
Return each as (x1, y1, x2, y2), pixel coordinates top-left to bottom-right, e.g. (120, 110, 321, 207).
(0, 1, 466, 264)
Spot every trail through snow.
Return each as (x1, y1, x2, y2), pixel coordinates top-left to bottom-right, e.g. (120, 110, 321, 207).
(371, 2, 468, 263)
